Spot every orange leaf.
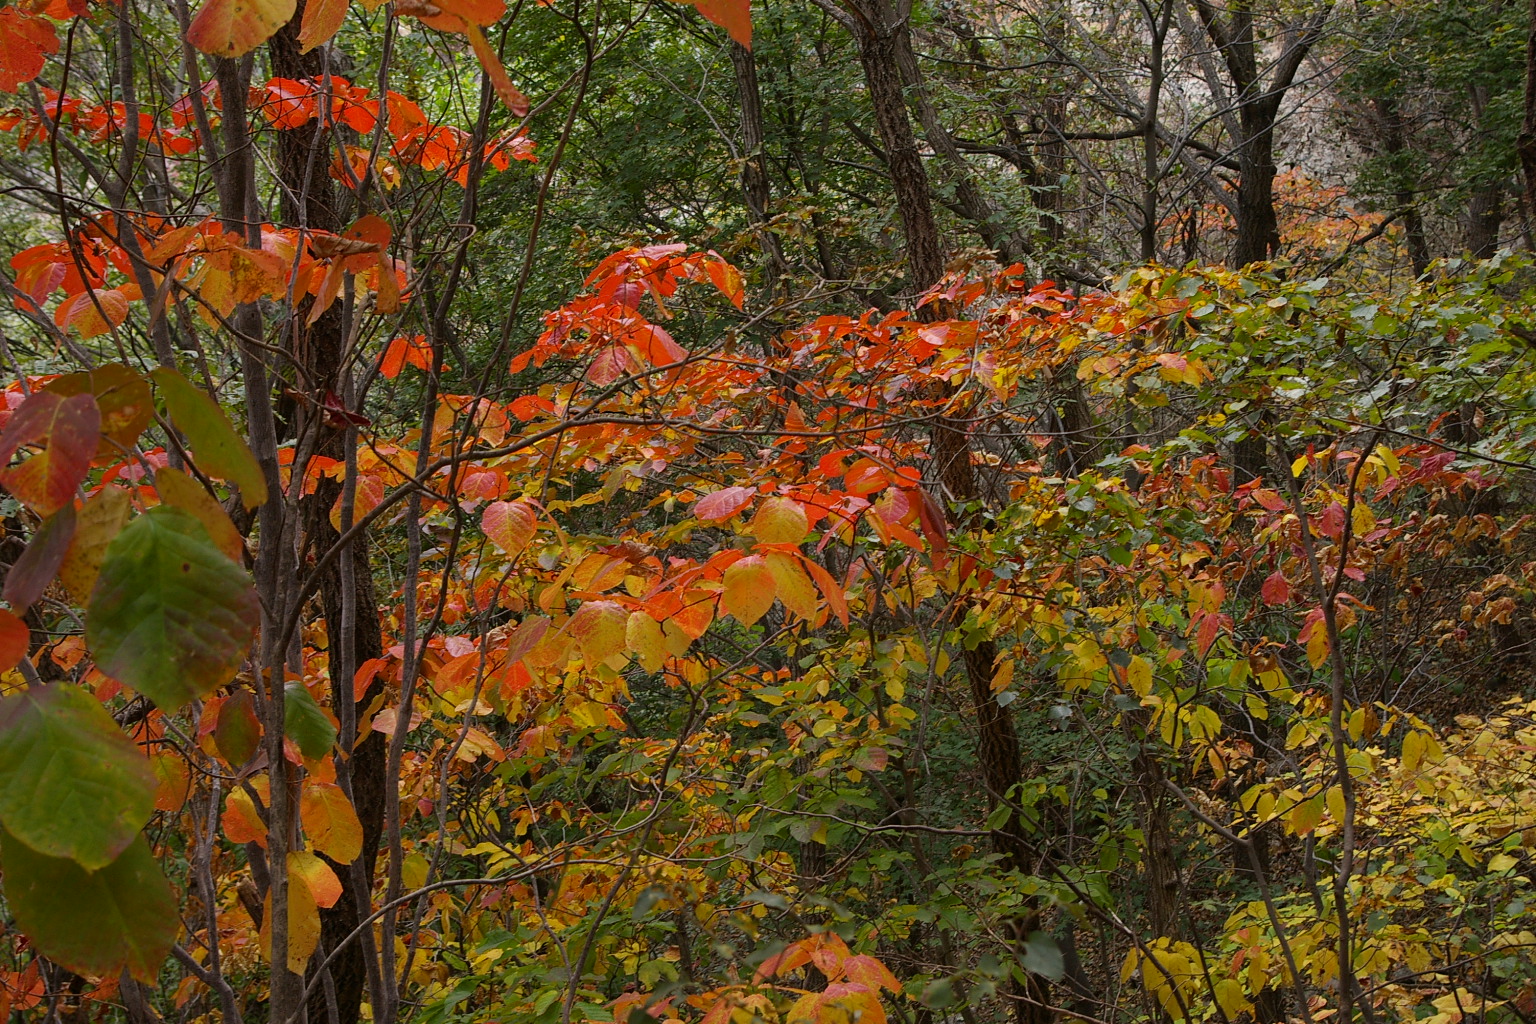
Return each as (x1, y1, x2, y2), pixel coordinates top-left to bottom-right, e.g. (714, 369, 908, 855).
(289, 849, 342, 909)
(297, 0, 348, 52)
(483, 499, 537, 554)
(689, 0, 749, 47)
(799, 554, 848, 627)
(186, 0, 297, 57)
(150, 753, 191, 813)
(464, 23, 529, 116)
(223, 787, 267, 846)
(569, 600, 627, 664)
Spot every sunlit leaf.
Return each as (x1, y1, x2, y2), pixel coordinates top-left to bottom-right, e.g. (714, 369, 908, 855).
(300, 782, 362, 863)
(186, 0, 297, 57)
(722, 554, 775, 626)
(483, 499, 537, 555)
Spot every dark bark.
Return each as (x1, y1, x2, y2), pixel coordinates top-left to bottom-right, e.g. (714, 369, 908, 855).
(811, 1, 1046, 1017)
(1189, 0, 1331, 267)
(1520, 0, 1536, 232)
(1466, 184, 1505, 258)
(730, 42, 791, 299)
(267, 12, 388, 1024)
(1370, 97, 1430, 276)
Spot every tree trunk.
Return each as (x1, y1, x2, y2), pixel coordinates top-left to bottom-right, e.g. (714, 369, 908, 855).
(267, 13, 388, 1024)
(822, 2, 1048, 1018)
(1520, 0, 1536, 231)
(1232, 105, 1280, 266)
(730, 41, 791, 300)
(1467, 184, 1505, 258)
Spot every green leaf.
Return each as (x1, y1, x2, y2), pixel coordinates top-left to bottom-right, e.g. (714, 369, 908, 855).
(0, 683, 155, 869)
(0, 828, 176, 981)
(87, 506, 258, 710)
(1018, 932, 1065, 982)
(150, 367, 268, 508)
(285, 682, 337, 760)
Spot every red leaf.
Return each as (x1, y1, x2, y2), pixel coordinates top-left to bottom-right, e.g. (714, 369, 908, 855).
(0, 608, 29, 671)
(1260, 570, 1291, 606)
(0, 9, 58, 94)
(0, 391, 100, 516)
(3, 503, 74, 611)
(694, 485, 754, 521)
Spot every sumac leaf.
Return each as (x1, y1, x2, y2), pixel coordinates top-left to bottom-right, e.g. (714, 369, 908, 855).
(0, 683, 155, 869)
(0, 829, 176, 981)
(150, 367, 268, 508)
(87, 506, 258, 710)
(0, 391, 99, 516)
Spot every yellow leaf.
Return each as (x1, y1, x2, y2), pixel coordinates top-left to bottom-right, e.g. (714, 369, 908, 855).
(749, 497, 809, 545)
(260, 857, 321, 973)
(289, 849, 342, 909)
(1126, 655, 1152, 696)
(569, 600, 628, 664)
(764, 552, 818, 621)
(1214, 978, 1252, 1019)
(1291, 454, 1309, 477)
(722, 555, 776, 626)
(626, 611, 667, 674)
(1326, 785, 1345, 824)
(300, 782, 363, 864)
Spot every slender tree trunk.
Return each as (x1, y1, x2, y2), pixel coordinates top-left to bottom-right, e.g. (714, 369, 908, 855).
(1520, 0, 1536, 232)
(730, 42, 791, 299)
(818, 2, 1048, 1018)
(267, 14, 388, 1024)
